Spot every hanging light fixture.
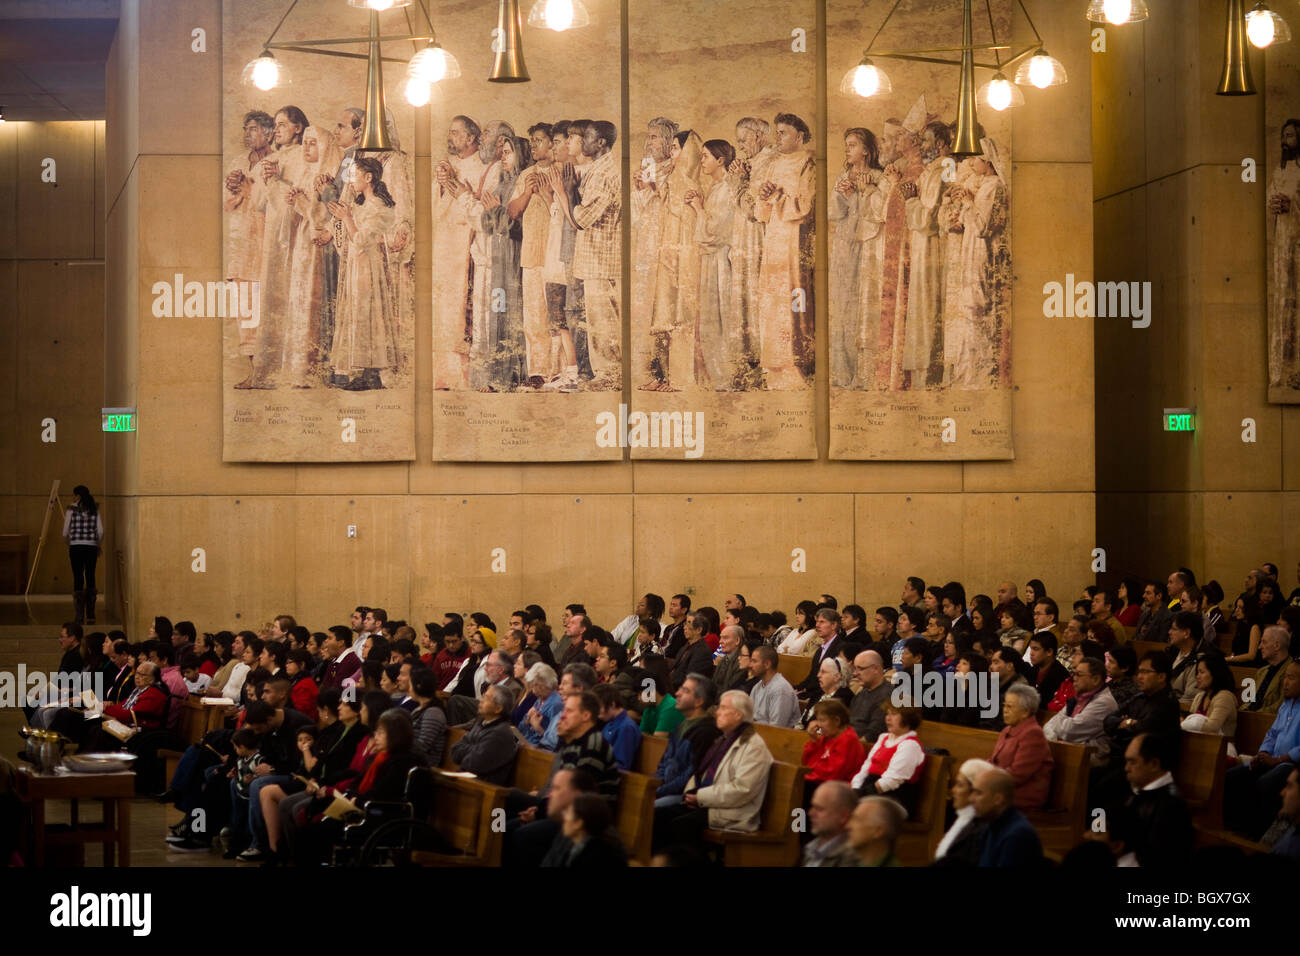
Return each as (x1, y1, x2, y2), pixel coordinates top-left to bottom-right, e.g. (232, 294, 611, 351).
(240, 50, 290, 92)
(489, 0, 530, 82)
(1217, 0, 1257, 94)
(527, 0, 591, 31)
(840, 55, 892, 97)
(1085, 0, 1150, 24)
(839, 0, 1064, 152)
(978, 71, 1024, 111)
(1245, 2, 1291, 47)
(240, 1, 447, 141)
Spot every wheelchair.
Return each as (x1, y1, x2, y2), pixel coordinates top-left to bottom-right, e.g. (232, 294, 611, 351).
(329, 765, 459, 866)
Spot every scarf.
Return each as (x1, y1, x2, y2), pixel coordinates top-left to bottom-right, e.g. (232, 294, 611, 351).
(357, 750, 389, 796)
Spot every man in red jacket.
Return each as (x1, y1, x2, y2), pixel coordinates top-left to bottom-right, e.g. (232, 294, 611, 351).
(432, 630, 469, 689)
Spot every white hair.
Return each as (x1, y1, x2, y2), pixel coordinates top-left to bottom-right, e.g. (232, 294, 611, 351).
(526, 662, 558, 691)
(958, 758, 997, 786)
(1004, 683, 1040, 713)
(721, 689, 754, 722)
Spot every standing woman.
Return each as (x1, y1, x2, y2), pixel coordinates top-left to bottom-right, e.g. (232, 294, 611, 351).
(63, 485, 103, 625)
(686, 138, 737, 391)
(328, 157, 398, 391)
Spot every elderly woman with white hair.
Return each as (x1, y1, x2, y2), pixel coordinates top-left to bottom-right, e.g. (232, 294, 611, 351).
(520, 662, 564, 749)
(652, 689, 775, 853)
(933, 758, 997, 865)
(990, 683, 1054, 810)
(798, 656, 855, 730)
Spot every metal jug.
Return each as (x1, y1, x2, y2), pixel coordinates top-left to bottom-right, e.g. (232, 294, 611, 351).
(19, 727, 69, 773)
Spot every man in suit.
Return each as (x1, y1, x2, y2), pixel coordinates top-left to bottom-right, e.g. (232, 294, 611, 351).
(797, 609, 843, 702)
(1031, 597, 1065, 646)
(941, 584, 974, 642)
(1134, 581, 1173, 642)
(840, 605, 870, 647)
(1112, 732, 1193, 866)
(1244, 626, 1293, 714)
(711, 625, 747, 692)
(971, 767, 1043, 866)
(669, 612, 714, 693)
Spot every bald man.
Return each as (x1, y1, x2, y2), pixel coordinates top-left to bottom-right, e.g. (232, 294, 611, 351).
(970, 768, 1042, 866)
(846, 795, 907, 867)
(849, 650, 890, 743)
(801, 781, 859, 867)
(711, 624, 747, 692)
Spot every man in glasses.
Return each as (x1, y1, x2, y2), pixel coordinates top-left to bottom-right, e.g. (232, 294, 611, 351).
(1091, 650, 1181, 814)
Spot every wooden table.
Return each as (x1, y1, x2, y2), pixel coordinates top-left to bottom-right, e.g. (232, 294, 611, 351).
(14, 766, 134, 867)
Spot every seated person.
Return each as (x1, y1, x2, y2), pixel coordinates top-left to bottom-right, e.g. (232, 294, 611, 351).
(800, 780, 860, 867)
(407, 668, 448, 767)
(797, 658, 854, 730)
(1093, 650, 1181, 814)
(653, 690, 774, 853)
(537, 767, 597, 865)
(180, 653, 211, 695)
(546, 793, 629, 868)
(594, 683, 641, 771)
(653, 674, 721, 808)
(518, 663, 564, 749)
(846, 795, 907, 867)
(1043, 656, 1117, 766)
(637, 656, 685, 738)
(1181, 654, 1238, 748)
(287, 708, 427, 866)
(850, 704, 926, 817)
(1225, 659, 1300, 839)
(990, 683, 1053, 810)
(970, 767, 1043, 867)
(1108, 732, 1193, 867)
(933, 758, 996, 865)
(1243, 626, 1292, 713)
(801, 699, 866, 805)
(447, 685, 519, 785)
(1026, 632, 1072, 712)
(1260, 767, 1300, 861)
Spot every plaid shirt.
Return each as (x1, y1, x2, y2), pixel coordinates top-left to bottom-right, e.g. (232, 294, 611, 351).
(572, 149, 622, 281)
(552, 726, 621, 802)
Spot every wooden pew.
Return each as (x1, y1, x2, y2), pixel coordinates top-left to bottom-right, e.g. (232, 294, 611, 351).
(1235, 709, 1274, 756)
(754, 723, 810, 767)
(701, 760, 806, 866)
(895, 755, 951, 865)
(920, 721, 1091, 855)
(159, 697, 228, 784)
(411, 773, 509, 867)
(779, 654, 813, 684)
(1176, 730, 1228, 829)
(635, 733, 668, 777)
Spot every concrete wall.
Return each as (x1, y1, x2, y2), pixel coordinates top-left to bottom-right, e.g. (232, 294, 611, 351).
(100, 0, 1094, 636)
(1093, 0, 1300, 595)
(0, 118, 106, 596)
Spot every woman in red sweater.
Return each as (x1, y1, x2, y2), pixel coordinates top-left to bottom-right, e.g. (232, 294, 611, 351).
(991, 682, 1054, 809)
(801, 699, 867, 806)
(286, 648, 319, 716)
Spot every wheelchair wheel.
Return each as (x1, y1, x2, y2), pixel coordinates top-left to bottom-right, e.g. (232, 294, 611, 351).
(356, 819, 457, 867)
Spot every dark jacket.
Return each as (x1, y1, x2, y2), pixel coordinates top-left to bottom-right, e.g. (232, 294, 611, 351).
(316, 719, 364, 785)
(1102, 686, 1181, 762)
(540, 831, 629, 868)
(798, 635, 843, 698)
(655, 715, 723, 797)
(1030, 660, 1070, 709)
(449, 716, 518, 785)
(260, 708, 314, 773)
(978, 806, 1043, 866)
(712, 650, 746, 693)
(551, 727, 620, 803)
(1117, 779, 1193, 867)
(662, 621, 687, 660)
(850, 682, 891, 742)
(347, 750, 427, 803)
(670, 639, 714, 693)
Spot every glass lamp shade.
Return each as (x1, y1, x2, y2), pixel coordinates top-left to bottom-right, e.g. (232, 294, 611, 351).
(527, 0, 592, 30)
(1085, 0, 1150, 24)
(241, 53, 289, 92)
(1014, 49, 1068, 89)
(1246, 4, 1292, 47)
(978, 72, 1025, 111)
(839, 59, 892, 97)
(408, 44, 461, 83)
(346, 0, 413, 9)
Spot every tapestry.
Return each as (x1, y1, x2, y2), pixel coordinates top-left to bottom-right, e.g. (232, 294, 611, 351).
(221, 0, 416, 460)
(827, 0, 1014, 459)
(1267, 36, 1300, 403)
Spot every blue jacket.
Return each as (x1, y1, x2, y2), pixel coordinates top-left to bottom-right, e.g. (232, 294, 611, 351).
(1261, 698, 1300, 763)
(656, 725, 697, 797)
(978, 806, 1043, 866)
(524, 691, 565, 750)
(601, 710, 641, 771)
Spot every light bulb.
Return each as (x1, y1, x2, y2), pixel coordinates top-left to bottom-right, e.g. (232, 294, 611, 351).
(410, 46, 448, 84)
(853, 64, 880, 97)
(1028, 55, 1055, 89)
(989, 77, 1012, 110)
(367, 0, 395, 10)
(404, 77, 431, 107)
(1247, 8, 1276, 48)
(545, 0, 575, 30)
(251, 57, 279, 91)
(1103, 0, 1132, 24)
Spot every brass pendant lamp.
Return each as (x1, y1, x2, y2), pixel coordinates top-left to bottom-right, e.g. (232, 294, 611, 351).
(489, 0, 531, 82)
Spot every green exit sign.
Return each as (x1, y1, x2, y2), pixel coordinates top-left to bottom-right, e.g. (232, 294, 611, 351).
(101, 407, 136, 433)
(1163, 408, 1196, 432)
